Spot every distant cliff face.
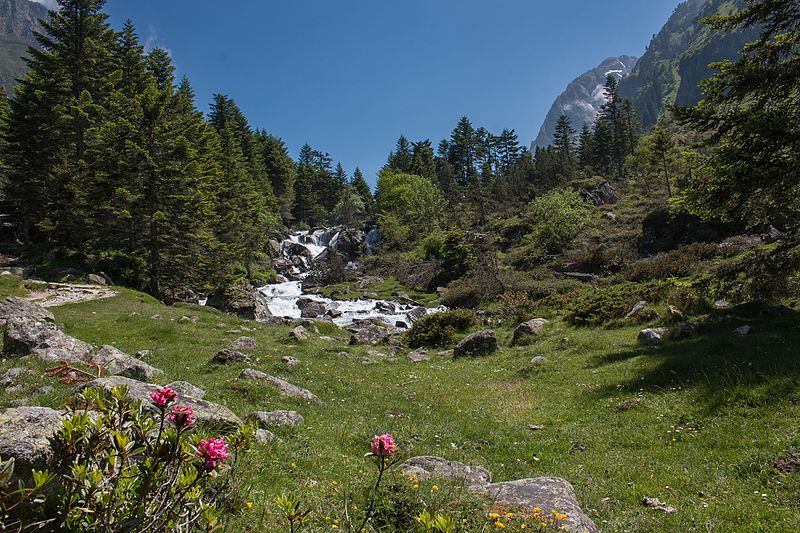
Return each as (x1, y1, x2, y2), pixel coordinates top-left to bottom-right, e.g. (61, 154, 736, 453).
(0, 0, 48, 94)
(532, 55, 638, 150)
(618, 0, 757, 129)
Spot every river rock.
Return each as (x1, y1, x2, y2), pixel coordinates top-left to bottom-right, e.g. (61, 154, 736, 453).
(94, 345, 163, 382)
(400, 456, 492, 488)
(0, 297, 54, 325)
(231, 336, 257, 350)
(166, 381, 206, 399)
(512, 318, 549, 344)
(206, 285, 272, 321)
(78, 376, 242, 428)
(453, 330, 498, 358)
(298, 298, 327, 318)
(478, 478, 598, 533)
(238, 369, 322, 404)
(212, 349, 252, 365)
(0, 407, 64, 485)
(249, 410, 304, 429)
(348, 323, 392, 345)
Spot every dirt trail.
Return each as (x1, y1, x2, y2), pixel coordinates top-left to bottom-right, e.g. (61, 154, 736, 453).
(24, 282, 118, 308)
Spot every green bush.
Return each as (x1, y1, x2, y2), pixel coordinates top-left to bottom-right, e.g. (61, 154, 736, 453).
(527, 188, 593, 255)
(407, 310, 475, 348)
(564, 280, 674, 327)
(4, 386, 254, 532)
(623, 242, 719, 281)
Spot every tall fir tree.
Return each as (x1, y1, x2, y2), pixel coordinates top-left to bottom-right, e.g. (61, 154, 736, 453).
(385, 135, 413, 173)
(256, 130, 296, 225)
(351, 167, 374, 216)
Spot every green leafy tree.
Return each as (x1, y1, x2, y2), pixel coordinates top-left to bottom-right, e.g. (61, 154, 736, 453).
(527, 188, 592, 254)
(333, 185, 365, 227)
(375, 170, 446, 248)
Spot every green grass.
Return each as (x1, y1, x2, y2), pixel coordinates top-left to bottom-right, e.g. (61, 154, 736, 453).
(2, 287, 800, 531)
(0, 275, 30, 299)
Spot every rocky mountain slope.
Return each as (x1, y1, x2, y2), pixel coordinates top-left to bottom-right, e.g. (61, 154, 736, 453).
(618, 0, 757, 129)
(532, 55, 638, 149)
(0, 0, 47, 94)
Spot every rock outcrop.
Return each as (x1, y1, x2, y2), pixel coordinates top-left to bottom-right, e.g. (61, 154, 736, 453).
(206, 285, 272, 321)
(0, 297, 54, 325)
(0, 407, 63, 485)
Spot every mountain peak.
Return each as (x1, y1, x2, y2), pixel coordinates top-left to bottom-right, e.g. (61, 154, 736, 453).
(532, 55, 638, 150)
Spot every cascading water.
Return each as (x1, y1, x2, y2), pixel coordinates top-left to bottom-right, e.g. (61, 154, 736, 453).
(264, 228, 438, 328)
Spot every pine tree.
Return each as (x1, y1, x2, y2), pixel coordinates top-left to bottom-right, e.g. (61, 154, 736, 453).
(552, 114, 576, 180)
(448, 117, 478, 185)
(117, 20, 149, 98)
(650, 126, 675, 197)
(410, 140, 437, 180)
(6, 0, 118, 246)
(577, 123, 594, 174)
(256, 130, 296, 225)
(385, 135, 413, 172)
(351, 167, 374, 216)
(674, 0, 800, 223)
(146, 48, 175, 91)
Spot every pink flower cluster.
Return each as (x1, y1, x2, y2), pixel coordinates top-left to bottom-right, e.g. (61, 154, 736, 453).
(196, 438, 229, 470)
(167, 405, 196, 429)
(150, 386, 177, 408)
(370, 434, 397, 456)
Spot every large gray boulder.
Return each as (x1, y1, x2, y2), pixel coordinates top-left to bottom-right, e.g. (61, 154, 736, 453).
(478, 478, 598, 533)
(94, 345, 163, 382)
(348, 319, 394, 346)
(239, 369, 322, 404)
(453, 330, 498, 358)
(297, 298, 327, 319)
(0, 407, 63, 485)
(3, 316, 94, 362)
(206, 285, 272, 321)
(249, 410, 304, 429)
(0, 297, 54, 325)
(212, 349, 253, 365)
(79, 376, 242, 428)
(400, 456, 492, 488)
(512, 319, 549, 344)
(166, 381, 206, 399)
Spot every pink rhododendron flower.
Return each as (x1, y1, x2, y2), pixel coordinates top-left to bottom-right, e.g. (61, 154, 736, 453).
(370, 434, 397, 456)
(196, 437, 229, 470)
(167, 405, 196, 429)
(150, 386, 177, 408)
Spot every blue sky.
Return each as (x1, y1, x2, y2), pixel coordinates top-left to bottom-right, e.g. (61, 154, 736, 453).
(59, 0, 681, 186)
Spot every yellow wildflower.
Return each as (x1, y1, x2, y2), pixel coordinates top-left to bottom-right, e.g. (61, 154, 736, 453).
(494, 521, 506, 529)
(489, 512, 500, 520)
(431, 485, 440, 492)
(245, 501, 253, 510)
(505, 512, 514, 519)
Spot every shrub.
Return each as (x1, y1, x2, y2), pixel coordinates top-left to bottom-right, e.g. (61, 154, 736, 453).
(407, 310, 475, 348)
(527, 188, 593, 255)
(7, 386, 254, 532)
(623, 242, 719, 281)
(563, 281, 674, 327)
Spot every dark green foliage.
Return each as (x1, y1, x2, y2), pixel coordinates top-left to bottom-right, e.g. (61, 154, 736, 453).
(563, 280, 675, 327)
(439, 228, 473, 282)
(407, 309, 475, 348)
(351, 167, 374, 216)
(674, 0, 800, 225)
(624, 242, 720, 282)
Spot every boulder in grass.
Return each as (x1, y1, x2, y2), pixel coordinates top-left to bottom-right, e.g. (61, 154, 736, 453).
(512, 319, 549, 344)
(3, 316, 94, 362)
(230, 336, 257, 350)
(206, 285, 272, 321)
(290, 326, 309, 342)
(400, 456, 492, 488)
(478, 478, 598, 533)
(78, 376, 242, 428)
(249, 410, 304, 429)
(453, 330, 498, 358)
(166, 381, 206, 399)
(0, 297, 54, 325)
(94, 345, 163, 382)
(212, 349, 252, 365)
(637, 328, 665, 346)
(0, 407, 64, 485)
(239, 369, 322, 405)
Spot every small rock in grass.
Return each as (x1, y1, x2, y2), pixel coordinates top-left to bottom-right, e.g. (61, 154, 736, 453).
(212, 349, 252, 365)
(290, 326, 308, 342)
(617, 398, 641, 411)
(529, 356, 548, 366)
(255, 428, 276, 445)
(512, 318, 549, 344)
(407, 349, 430, 363)
(238, 369, 322, 404)
(527, 424, 545, 431)
(281, 356, 301, 366)
(337, 351, 350, 359)
(436, 350, 454, 357)
(642, 497, 676, 514)
(734, 325, 752, 336)
(637, 328, 664, 346)
(1, 368, 31, 388)
(357, 357, 376, 365)
(231, 336, 257, 350)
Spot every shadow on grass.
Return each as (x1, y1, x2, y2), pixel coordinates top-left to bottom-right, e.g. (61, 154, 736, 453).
(585, 307, 800, 414)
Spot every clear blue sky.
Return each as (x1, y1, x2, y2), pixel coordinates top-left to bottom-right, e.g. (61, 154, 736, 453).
(90, 0, 680, 186)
